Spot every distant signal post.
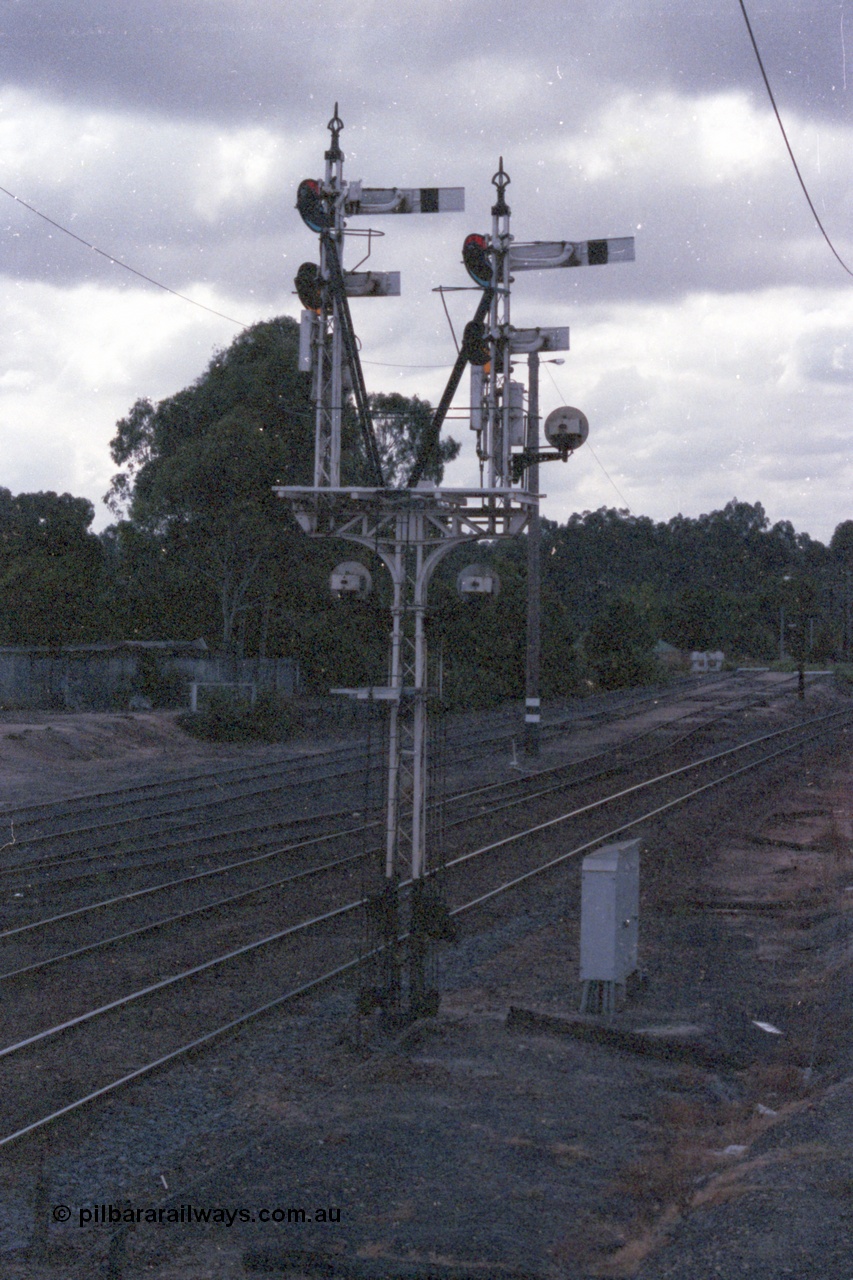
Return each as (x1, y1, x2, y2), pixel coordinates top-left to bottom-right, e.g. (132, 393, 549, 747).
(460, 161, 634, 752)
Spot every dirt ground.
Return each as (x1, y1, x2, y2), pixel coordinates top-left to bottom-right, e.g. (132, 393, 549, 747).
(0, 708, 337, 811)
(4, 691, 853, 1278)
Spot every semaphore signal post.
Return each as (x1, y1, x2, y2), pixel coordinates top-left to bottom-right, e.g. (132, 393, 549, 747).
(275, 107, 633, 1019)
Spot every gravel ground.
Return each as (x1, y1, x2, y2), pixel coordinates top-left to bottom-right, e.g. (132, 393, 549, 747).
(635, 1076, 853, 1278)
(2, 678, 853, 1279)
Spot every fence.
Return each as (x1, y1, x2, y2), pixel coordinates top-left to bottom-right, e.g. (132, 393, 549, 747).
(0, 644, 301, 711)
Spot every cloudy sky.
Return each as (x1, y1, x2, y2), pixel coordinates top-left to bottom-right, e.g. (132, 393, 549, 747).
(2, 1, 852, 542)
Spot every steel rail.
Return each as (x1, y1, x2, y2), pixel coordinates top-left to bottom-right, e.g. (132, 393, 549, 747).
(0, 703, 768, 972)
(0, 895, 359, 1061)
(0, 819, 365, 939)
(3, 709, 839, 1035)
(10, 706, 603, 851)
(0, 845, 368, 980)
(0, 705, 600, 852)
(0, 675, 711, 837)
(450, 721, 838, 918)
(442, 683, 779, 810)
(442, 697, 799, 825)
(0, 702, 842, 1151)
(0, 703, 686, 892)
(0, 790, 369, 879)
(0, 951, 367, 1149)
(0, 707, 714, 971)
(0, 694, 582, 875)
(0, 736, 371, 826)
(0, 684, 769, 936)
(0, 677, 723, 882)
(440, 708, 849, 873)
(0, 688, 828, 944)
(0, 685, 703, 892)
(0, 761, 373, 859)
(0, 700, 741, 971)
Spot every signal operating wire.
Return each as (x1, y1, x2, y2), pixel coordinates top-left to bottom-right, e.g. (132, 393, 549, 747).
(362, 360, 454, 368)
(586, 442, 632, 512)
(436, 286, 460, 354)
(736, 0, 853, 279)
(0, 180, 478, 363)
(542, 363, 633, 510)
(0, 182, 250, 325)
(0, 179, 467, 365)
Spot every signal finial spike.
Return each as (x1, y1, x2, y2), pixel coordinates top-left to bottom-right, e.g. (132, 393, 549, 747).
(491, 157, 510, 217)
(326, 103, 344, 162)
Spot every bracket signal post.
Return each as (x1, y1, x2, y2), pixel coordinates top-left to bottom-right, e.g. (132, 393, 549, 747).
(283, 113, 633, 1020)
(314, 113, 344, 489)
(278, 486, 534, 1017)
(289, 108, 481, 1018)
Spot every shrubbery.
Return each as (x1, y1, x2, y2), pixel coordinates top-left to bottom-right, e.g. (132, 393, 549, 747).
(833, 664, 853, 694)
(584, 596, 660, 691)
(177, 691, 301, 743)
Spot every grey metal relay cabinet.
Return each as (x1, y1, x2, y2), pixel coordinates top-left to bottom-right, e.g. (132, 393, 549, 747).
(579, 838, 640, 1015)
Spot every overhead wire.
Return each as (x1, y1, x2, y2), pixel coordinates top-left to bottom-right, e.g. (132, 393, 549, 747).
(0, 182, 250, 326)
(362, 359, 454, 368)
(436, 286, 460, 354)
(736, 0, 853, 279)
(0, 182, 480, 372)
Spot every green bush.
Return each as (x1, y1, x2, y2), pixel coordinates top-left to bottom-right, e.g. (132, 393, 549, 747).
(139, 667, 188, 708)
(177, 690, 301, 742)
(584, 596, 660, 691)
(833, 664, 853, 694)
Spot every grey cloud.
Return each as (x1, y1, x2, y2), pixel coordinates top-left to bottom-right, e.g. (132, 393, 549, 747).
(794, 327, 853, 384)
(2, 0, 848, 127)
(2, 0, 851, 309)
(4, 97, 844, 309)
(4, 0, 853, 548)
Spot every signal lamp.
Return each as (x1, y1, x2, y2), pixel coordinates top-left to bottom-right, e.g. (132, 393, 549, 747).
(461, 319, 490, 366)
(544, 405, 589, 454)
(457, 563, 500, 598)
(330, 561, 372, 599)
(296, 178, 331, 232)
(462, 233, 492, 288)
(295, 262, 323, 312)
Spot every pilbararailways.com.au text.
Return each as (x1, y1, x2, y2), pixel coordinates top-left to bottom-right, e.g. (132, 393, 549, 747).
(55, 1204, 341, 1228)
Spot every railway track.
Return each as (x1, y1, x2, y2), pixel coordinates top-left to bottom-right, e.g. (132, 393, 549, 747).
(0, 673, 788, 909)
(0, 674, 821, 972)
(0, 677, 715, 870)
(0, 675, 801, 934)
(0, 693, 846, 1151)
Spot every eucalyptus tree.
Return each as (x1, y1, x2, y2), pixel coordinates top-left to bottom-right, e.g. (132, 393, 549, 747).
(104, 318, 459, 663)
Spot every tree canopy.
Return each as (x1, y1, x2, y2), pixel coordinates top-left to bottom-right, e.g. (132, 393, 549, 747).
(99, 316, 461, 661)
(369, 392, 460, 487)
(3, 311, 850, 704)
(0, 488, 107, 645)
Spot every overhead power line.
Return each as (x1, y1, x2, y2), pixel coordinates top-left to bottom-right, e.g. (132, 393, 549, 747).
(0, 182, 249, 326)
(0, 182, 473, 364)
(736, 0, 853, 279)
